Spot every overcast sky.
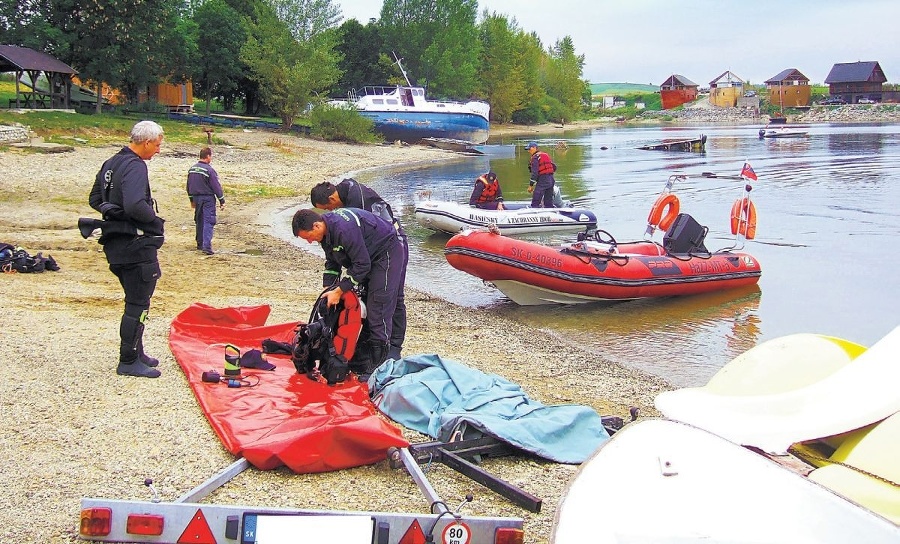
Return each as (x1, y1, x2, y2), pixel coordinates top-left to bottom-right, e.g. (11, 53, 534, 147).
(335, 0, 899, 85)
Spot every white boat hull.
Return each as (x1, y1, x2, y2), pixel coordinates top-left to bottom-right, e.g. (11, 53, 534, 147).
(552, 419, 900, 544)
(414, 200, 597, 235)
(655, 325, 900, 454)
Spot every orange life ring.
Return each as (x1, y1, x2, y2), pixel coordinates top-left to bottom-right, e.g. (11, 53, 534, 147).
(647, 193, 680, 232)
(730, 198, 757, 239)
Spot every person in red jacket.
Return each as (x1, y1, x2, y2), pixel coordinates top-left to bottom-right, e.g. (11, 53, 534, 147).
(526, 141, 557, 208)
(469, 172, 505, 210)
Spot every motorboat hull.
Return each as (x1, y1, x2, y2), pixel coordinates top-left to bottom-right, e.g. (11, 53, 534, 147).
(415, 201, 597, 235)
(444, 230, 761, 305)
(360, 110, 490, 144)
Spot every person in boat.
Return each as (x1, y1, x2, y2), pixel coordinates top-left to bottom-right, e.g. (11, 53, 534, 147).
(292, 207, 406, 378)
(310, 179, 407, 361)
(525, 141, 557, 208)
(469, 171, 505, 210)
(88, 120, 166, 379)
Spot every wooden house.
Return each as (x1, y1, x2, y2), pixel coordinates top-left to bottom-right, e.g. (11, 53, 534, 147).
(824, 61, 887, 104)
(765, 68, 811, 108)
(660, 74, 699, 109)
(144, 82, 193, 111)
(708, 71, 745, 108)
(71, 78, 193, 111)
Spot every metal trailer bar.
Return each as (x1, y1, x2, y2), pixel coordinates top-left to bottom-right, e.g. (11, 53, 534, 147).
(397, 437, 543, 513)
(177, 458, 251, 503)
(394, 447, 448, 514)
(438, 448, 542, 513)
(80, 498, 523, 544)
(394, 414, 632, 514)
(80, 454, 524, 543)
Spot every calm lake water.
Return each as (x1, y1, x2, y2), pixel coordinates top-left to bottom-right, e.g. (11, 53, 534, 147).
(276, 123, 900, 387)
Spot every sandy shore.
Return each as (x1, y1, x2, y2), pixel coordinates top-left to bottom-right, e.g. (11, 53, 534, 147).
(0, 127, 668, 543)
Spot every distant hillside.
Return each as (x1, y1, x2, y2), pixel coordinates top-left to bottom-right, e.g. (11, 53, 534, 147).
(591, 83, 659, 96)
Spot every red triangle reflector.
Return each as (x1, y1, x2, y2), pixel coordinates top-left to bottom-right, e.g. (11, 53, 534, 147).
(398, 518, 427, 544)
(178, 508, 217, 544)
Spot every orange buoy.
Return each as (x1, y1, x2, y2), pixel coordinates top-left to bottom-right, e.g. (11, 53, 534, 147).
(647, 193, 681, 232)
(730, 198, 757, 239)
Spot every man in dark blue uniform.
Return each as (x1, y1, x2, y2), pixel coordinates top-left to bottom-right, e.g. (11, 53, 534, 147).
(186, 147, 225, 255)
(292, 207, 406, 376)
(88, 120, 166, 378)
(310, 179, 407, 360)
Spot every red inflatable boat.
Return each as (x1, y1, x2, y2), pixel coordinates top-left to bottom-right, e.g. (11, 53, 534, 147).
(444, 229, 762, 305)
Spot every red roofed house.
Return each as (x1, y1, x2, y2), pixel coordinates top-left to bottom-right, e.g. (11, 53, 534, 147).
(660, 74, 699, 109)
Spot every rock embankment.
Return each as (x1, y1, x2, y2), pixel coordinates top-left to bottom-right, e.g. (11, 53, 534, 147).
(638, 102, 900, 125)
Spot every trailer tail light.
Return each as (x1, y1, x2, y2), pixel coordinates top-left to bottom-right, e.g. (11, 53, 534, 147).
(495, 527, 525, 544)
(80, 507, 112, 537)
(126, 513, 165, 535)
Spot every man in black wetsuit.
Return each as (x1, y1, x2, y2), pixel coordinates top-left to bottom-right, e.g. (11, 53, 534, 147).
(310, 179, 407, 360)
(292, 207, 406, 378)
(88, 120, 166, 378)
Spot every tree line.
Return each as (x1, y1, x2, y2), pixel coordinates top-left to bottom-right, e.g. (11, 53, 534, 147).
(1, 0, 589, 128)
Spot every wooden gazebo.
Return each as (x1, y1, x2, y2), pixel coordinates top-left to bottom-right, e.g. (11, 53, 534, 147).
(0, 45, 77, 109)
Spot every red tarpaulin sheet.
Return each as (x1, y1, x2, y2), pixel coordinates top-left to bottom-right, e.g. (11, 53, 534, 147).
(168, 303, 409, 473)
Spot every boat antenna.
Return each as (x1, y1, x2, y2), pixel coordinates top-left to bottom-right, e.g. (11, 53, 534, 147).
(392, 52, 412, 86)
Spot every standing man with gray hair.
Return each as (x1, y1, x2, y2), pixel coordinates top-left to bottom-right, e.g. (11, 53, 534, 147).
(186, 147, 225, 255)
(88, 120, 166, 378)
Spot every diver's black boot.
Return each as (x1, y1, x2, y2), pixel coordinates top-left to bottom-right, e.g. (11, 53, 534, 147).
(137, 337, 159, 367)
(357, 340, 389, 383)
(117, 314, 160, 378)
(117, 358, 161, 378)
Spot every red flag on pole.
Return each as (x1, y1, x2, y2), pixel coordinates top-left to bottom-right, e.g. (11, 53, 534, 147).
(740, 162, 758, 181)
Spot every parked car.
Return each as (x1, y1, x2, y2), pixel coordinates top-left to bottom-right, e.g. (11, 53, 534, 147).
(743, 90, 757, 97)
(819, 97, 846, 105)
(858, 97, 876, 104)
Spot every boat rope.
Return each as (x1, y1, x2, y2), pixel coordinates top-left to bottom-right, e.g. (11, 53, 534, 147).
(787, 445, 900, 488)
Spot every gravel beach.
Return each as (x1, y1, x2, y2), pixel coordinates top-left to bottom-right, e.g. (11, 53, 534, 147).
(0, 124, 669, 544)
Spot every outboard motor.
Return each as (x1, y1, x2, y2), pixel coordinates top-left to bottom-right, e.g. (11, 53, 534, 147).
(663, 213, 709, 255)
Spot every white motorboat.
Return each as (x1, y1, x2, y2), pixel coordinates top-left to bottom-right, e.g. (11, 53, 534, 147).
(759, 126, 809, 138)
(329, 56, 490, 144)
(415, 200, 597, 235)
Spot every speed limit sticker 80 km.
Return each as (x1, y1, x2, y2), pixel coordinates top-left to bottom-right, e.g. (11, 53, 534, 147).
(442, 521, 471, 544)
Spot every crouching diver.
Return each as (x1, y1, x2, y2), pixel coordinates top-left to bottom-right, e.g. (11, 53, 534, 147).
(87, 120, 166, 378)
(292, 207, 407, 381)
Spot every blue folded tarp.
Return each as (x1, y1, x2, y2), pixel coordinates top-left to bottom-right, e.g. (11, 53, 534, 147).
(369, 353, 609, 464)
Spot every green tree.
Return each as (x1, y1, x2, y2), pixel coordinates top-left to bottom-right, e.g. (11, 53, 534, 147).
(0, 0, 71, 52)
(193, 0, 246, 114)
(511, 30, 547, 124)
(241, 2, 340, 128)
(545, 36, 587, 118)
(269, 0, 340, 41)
(379, 0, 479, 98)
(219, 0, 269, 114)
(334, 18, 390, 95)
(419, 0, 479, 99)
(476, 12, 527, 123)
(55, 0, 191, 112)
